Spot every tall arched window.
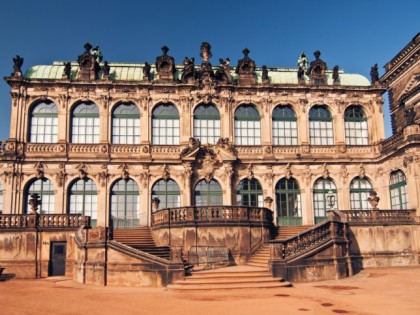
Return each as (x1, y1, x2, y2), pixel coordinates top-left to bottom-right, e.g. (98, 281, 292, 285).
(71, 102, 100, 143)
(26, 178, 55, 214)
(234, 105, 261, 145)
(151, 179, 180, 210)
(350, 177, 372, 210)
(313, 177, 337, 223)
(309, 105, 334, 145)
(112, 103, 140, 144)
(272, 105, 298, 145)
(29, 101, 58, 143)
(110, 179, 140, 229)
(345, 106, 368, 145)
(390, 170, 408, 210)
(193, 104, 221, 144)
(236, 178, 263, 207)
(152, 103, 180, 145)
(194, 179, 222, 206)
(68, 178, 97, 227)
(0, 183, 4, 214)
(275, 178, 302, 226)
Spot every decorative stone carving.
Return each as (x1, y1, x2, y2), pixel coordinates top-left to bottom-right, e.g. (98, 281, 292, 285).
(222, 96, 234, 113)
(246, 163, 254, 180)
(77, 43, 100, 80)
(199, 42, 214, 79)
(215, 58, 232, 84)
(368, 191, 380, 210)
(304, 165, 312, 185)
(63, 62, 71, 80)
(97, 170, 108, 187)
(322, 163, 330, 179)
(76, 163, 89, 180)
(28, 193, 41, 214)
(215, 137, 237, 161)
(34, 161, 45, 179)
(261, 65, 269, 84)
(405, 108, 417, 125)
(370, 63, 379, 85)
(222, 162, 234, 188)
(182, 162, 193, 188)
(358, 163, 366, 179)
(284, 163, 292, 180)
(263, 165, 274, 186)
(118, 163, 129, 180)
(56, 169, 66, 188)
(139, 165, 150, 189)
(297, 52, 308, 71)
(162, 164, 170, 181)
(12, 55, 24, 77)
(155, 46, 176, 81)
(181, 57, 197, 83)
(333, 65, 340, 85)
(306, 50, 327, 85)
(180, 137, 200, 159)
(102, 61, 111, 80)
(374, 167, 383, 180)
(340, 164, 349, 183)
(143, 62, 151, 81)
(236, 48, 256, 85)
(199, 153, 217, 183)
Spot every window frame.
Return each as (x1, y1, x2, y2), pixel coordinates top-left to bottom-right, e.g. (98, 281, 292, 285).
(194, 179, 223, 206)
(193, 104, 221, 145)
(234, 105, 261, 146)
(111, 103, 141, 144)
(152, 103, 180, 145)
(71, 102, 100, 144)
(272, 105, 298, 145)
(309, 105, 334, 145)
(29, 101, 58, 143)
(236, 178, 263, 207)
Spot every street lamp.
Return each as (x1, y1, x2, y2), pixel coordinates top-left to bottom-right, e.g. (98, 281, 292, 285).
(326, 190, 336, 210)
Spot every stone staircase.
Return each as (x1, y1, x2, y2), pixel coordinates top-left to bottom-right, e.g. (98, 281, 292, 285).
(247, 225, 314, 268)
(112, 227, 171, 260)
(167, 266, 291, 291)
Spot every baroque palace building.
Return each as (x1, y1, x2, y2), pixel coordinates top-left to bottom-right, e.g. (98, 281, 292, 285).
(0, 36, 419, 286)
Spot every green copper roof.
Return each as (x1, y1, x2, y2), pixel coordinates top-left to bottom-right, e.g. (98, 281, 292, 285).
(23, 61, 371, 86)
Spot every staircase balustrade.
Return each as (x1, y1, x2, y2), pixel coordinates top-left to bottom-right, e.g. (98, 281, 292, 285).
(330, 209, 416, 225)
(0, 213, 91, 229)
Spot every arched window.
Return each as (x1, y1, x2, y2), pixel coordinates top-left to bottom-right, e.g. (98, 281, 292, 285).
(234, 105, 261, 145)
(68, 178, 97, 227)
(345, 106, 368, 145)
(236, 178, 263, 207)
(71, 102, 100, 143)
(350, 177, 372, 210)
(193, 104, 221, 144)
(0, 183, 4, 214)
(151, 179, 180, 210)
(275, 178, 302, 226)
(390, 170, 408, 210)
(26, 178, 55, 214)
(152, 104, 180, 145)
(29, 101, 58, 143)
(309, 105, 334, 145)
(313, 177, 337, 223)
(112, 103, 140, 144)
(272, 105, 298, 145)
(110, 179, 140, 229)
(194, 179, 223, 206)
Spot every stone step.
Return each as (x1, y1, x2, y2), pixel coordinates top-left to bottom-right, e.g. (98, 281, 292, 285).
(188, 272, 272, 280)
(175, 277, 285, 286)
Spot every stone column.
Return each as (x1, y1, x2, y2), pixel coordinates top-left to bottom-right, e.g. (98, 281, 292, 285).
(96, 184, 108, 227)
(261, 111, 271, 145)
(334, 113, 346, 145)
(99, 102, 109, 144)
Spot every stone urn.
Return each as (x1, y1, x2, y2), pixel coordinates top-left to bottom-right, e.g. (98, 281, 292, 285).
(264, 196, 273, 210)
(28, 193, 41, 214)
(151, 197, 161, 212)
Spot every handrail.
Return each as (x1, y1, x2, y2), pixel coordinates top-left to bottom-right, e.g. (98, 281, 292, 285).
(331, 209, 416, 225)
(0, 214, 91, 229)
(152, 206, 273, 227)
(269, 220, 347, 261)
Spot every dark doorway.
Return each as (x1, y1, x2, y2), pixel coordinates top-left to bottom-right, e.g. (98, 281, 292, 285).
(49, 242, 66, 276)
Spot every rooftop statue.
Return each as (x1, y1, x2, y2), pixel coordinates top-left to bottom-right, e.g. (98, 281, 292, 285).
(181, 57, 197, 83)
(63, 62, 71, 79)
(236, 48, 256, 85)
(91, 45, 103, 62)
(143, 62, 151, 81)
(297, 66, 305, 84)
(370, 63, 379, 84)
(262, 65, 269, 83)
(199, 42, 214, 78)
(333, 65, 340, 84)
(12, 55, 24, 77)
(297, 52, 308, 71)
(306, 50, 327, 85)
(77, 42, 100, 80)
(216, 58, 232, 83)
(155, 46, 176, 81)
(405, 107, 417, 125)
(103, 61, 111, 79)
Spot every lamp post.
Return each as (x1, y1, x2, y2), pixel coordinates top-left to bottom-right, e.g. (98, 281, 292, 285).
(326, 190, 336, 211)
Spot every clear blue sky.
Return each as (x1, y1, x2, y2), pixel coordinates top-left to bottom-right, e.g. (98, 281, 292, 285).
(0, 0, 419, 140)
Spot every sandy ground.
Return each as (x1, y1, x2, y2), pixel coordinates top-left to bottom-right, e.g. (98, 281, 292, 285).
(1, 267, 420, 315)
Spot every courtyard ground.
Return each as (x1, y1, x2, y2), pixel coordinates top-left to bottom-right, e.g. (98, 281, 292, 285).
(1, 266, 419, 315)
